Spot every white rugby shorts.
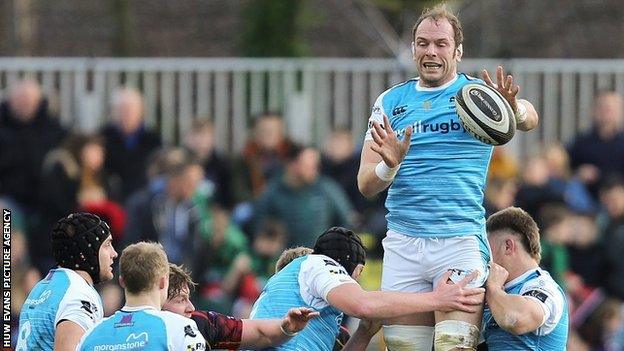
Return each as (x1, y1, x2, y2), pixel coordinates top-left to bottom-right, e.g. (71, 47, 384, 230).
(381, 230, 491, 293)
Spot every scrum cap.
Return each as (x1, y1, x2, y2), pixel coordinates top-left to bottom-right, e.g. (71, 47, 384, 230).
(313, 227, 366, 275)
(51, 213, 111, 283)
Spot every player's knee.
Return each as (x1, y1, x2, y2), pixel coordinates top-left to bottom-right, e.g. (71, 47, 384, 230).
(383, 325, 434, 351)
(433, 320, 479, 351)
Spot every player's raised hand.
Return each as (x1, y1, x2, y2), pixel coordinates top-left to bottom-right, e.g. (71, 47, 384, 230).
(281, 307, 320, 335)
(482, 65, 520, 112)
(369, 115, 412, 168)
(433, 271, 485, 313)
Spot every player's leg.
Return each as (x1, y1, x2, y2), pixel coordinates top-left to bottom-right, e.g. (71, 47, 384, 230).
(431, 236, 489, 351)
(381, 231, 435, 351)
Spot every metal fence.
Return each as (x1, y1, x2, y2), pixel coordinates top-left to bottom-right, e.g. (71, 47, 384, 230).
(1, 57, 623, 158)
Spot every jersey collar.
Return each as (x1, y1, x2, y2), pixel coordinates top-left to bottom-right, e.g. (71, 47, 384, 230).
(504, 268, 541, 290)
(415, 74, 458, 92)
(121, 305, 159, 312)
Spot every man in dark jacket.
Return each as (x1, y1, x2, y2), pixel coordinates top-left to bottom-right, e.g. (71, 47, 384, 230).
(568, 91, 624, 197)
(101, 87, 161, 200)
(0, 79, 66, 211)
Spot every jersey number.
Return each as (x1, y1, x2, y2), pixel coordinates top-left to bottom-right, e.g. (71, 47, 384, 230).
(16, 320, 31, 351)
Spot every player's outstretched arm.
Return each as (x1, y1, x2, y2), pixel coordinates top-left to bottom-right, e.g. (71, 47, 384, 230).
(54, 320, 85, 351)
(485, 263, 545, 335)
(240, 307, 319, 349)
(341, 319, 382, 351)
(327, 271, 484, 320)
(357, 115, 412, 198)
(482, 66, 539, 131)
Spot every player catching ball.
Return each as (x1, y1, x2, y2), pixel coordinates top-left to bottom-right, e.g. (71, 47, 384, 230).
(357, 4, 539, 351)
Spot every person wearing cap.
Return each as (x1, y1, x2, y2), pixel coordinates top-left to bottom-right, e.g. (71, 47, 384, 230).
(16, 213, 118, 351)
(249, 227, 485, 350)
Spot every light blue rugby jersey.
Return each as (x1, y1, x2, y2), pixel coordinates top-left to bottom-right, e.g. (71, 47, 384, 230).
(250, 255, 354, 351)
(366, 74, 493, 239)
(77, 306, 205, 351)
(17, 268, 103, 351)
(483, 268, 569, 350)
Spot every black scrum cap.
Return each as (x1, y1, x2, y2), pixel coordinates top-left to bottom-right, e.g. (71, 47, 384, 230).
(51, 213, 111, 283)
(313, 227, 366, 276)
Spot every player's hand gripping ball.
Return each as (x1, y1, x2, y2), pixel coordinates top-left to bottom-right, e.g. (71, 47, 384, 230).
(454, 83, 515, 145)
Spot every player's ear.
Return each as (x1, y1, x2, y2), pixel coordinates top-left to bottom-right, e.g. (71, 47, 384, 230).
(455, 43, 463, 62)
(119, 276, 126, 288)
(411, 42, 416, 59)
(504, 238, 514, 254)
(351, 264, 364, 280)
(159, 275, 167, 290)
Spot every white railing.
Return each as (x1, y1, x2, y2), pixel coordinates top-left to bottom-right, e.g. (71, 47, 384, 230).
(1, 57, 623, 158)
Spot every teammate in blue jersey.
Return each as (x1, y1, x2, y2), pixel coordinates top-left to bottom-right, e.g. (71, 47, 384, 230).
(356, 4, 540, 350)
(482, 207, 569, 350)
(17, 213, 118, 351)
(250, 226, 485, 351)
(77, 242, 206, 350)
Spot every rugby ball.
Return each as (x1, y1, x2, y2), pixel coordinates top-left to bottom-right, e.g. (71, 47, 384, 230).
(454, 83, 515, 145)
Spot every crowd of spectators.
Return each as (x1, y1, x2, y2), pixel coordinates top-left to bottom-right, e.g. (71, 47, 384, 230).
(3, 79, 624, 350)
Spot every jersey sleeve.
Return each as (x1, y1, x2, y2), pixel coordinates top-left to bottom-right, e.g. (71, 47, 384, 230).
(55, 285, 103, 332)
(162, 312, 206, 350)
(364, 91, 388, 141)
(299, 255, 358, 306)
(191, 310, 243, 349)
(519, 278, 565, 335)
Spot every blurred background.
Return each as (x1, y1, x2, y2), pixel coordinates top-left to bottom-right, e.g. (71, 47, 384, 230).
(3, 0, 624, 350)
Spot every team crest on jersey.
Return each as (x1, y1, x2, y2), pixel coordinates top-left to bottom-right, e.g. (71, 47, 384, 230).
(184, 325, 197, 337)
(114, 314, 135, 328)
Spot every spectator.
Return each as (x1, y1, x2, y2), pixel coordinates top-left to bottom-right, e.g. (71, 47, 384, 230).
(568, 90, 624, 197)
(230, 220, 288, 317)
(543, 143, 596, 213)
(38, 134, 126, 262)
(234, 112, 295, 200)
(484, 177, 517, 217)
(0, 78, 66, 212)
(248, 220, 287, 288)
(538, 203, 574, 287)
(598, 176, 624, 300)
(253, 144, 354, 248)
(124, 150, 204, 266)
(183, 119, 233, 208)
(567, 213, 605, 289)
(515, 153, 563, 219)
(101, 87, 161, 200)
(576, 298, 623, 351)
(487, 146, 519, 181)
(40, 134, 121, 219)
(192, 205, 250, 314)
(321, 129, 366, 214)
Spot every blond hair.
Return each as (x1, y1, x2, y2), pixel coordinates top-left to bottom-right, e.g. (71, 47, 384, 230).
(168, 263, 197, 300)
(412, 3, 463, 49)
(275, 247, 313, 272)
(120, 242, 169, 294)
